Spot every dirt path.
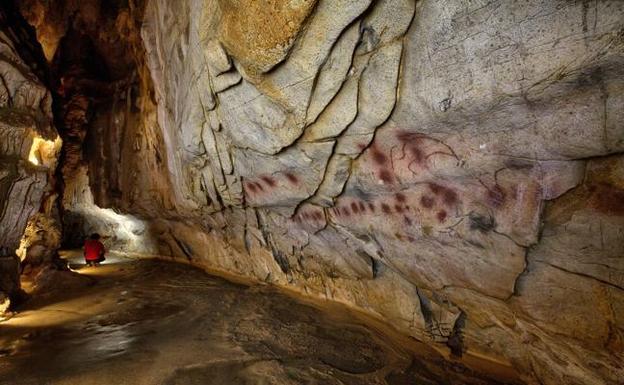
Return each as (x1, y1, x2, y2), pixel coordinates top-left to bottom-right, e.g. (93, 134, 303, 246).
(0, 252, 522, 385)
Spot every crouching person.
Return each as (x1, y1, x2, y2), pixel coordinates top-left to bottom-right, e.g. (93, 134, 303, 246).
(84, 233, 106, 267)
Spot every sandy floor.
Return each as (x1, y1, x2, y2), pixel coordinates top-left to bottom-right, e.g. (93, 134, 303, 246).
(0, 252, 523, 385)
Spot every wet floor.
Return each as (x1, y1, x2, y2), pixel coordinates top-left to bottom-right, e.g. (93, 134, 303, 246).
(0, 252, 522, 385)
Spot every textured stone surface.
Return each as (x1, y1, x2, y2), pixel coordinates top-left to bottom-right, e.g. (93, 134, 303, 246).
(11, 0, 624, 384)
(119, 1, 624, 384)
(0, 4, 59, 309)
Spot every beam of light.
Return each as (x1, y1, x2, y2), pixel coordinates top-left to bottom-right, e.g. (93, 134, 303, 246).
(62, 166, 158, 257)
(67, 204, 155, 258)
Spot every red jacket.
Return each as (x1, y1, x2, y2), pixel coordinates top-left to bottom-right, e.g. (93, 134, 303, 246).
(84, 239, 105, 261)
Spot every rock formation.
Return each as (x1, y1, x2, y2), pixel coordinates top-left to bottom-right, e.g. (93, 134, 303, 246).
(1, 1, 623, 384)
(0, 3, 60, 312)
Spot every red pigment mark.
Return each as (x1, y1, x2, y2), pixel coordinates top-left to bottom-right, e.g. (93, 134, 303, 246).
(397, 132, 427, 164)
(285, 172, 299, 184)
(394, 204, 404, 213)
(358, 201, 366, 212)
(246, 182, 257, 193)
(254, 182, 265, 192)
(261, 176, 276, 187)
(397, 131, 426, 144)
(409, 146, 425, 164)
(303, 212, 310, 220)
(357, 143, 367, 150)
(407, 235, 415, 242)
(428, 183, 457, 206)
(395, 193, 406, 203)
(368, 203, 376, 212)
(436, 210, 447, 222)
(343, 207, 351, 217)
(428, 183, 443, 194)
(381, 203, 391, 214)
(351, 202, 360, 214)
(379, 170, 394, 184)
(442, 188, 458, 205)
(314, 212, 323, 220)
(589, 182, 624, 216)
(420, 195, 434, 209)
(404, 216, 412, 225)
(371, 148, 388, 165)
(486, 185, 506, 208)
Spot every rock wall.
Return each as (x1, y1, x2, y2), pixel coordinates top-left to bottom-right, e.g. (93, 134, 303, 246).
(0, 4, 59, 312)
(47, 0, 624, 384)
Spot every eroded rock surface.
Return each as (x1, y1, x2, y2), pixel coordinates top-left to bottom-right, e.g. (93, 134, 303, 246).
(0, 4, 59, 311)
(124, 2, 624, 384)
(6, 1, 624, 384)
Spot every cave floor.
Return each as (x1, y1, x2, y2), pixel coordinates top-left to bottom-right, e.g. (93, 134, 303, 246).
(0, 252, 522, 385)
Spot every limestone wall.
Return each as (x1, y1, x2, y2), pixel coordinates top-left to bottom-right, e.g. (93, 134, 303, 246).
(0, 7, 59, 311)
(61, 1, 624, 383)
